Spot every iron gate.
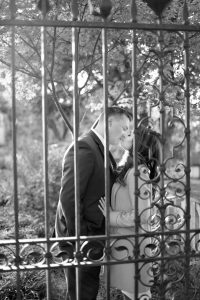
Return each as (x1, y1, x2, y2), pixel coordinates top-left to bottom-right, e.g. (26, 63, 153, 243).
(0, 0, 200, 299)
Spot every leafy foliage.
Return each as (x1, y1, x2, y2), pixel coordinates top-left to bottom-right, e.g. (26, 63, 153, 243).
(0, 0, 200, 142)
(0, 269, 67, 300)
(0, 141, 66, 240)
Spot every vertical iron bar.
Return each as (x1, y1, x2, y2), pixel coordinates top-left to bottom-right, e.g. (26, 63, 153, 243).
(102, 25, 110, 300)
(41, 1, 51, 299)
(183, 1, 190, 299)
(72, 25, 80, 300)
(10, 1, 20, 299)
(131, 1, 138, 297)
(157, 17, 165, 300)
(71, 2, 80, 299)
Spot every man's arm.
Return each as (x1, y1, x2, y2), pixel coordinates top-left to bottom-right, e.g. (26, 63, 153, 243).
(60, 141, 95, 236)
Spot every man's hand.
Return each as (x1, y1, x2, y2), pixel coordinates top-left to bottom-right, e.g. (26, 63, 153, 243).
(98, 197, 111, 217)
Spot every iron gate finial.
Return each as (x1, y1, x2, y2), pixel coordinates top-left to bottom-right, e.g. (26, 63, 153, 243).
(143, 0, 172, 18)
(100, 0, 112, 19)
(88, 0, 112, 19)
(37, 0, 51, 16)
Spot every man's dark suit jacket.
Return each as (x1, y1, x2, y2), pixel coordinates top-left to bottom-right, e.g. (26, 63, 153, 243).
(55, 130, 116, 247)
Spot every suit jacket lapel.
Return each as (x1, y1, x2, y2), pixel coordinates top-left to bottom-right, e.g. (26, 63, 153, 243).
(109, 151, 117, 172)
(88, 131, 116, 174)
(89, 130, 104, 158)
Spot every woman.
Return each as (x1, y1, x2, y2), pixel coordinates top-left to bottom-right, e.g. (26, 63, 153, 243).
(99, 126, 160, 300)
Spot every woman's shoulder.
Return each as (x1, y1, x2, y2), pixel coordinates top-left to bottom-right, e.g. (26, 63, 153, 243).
(125, 167, 134, 179)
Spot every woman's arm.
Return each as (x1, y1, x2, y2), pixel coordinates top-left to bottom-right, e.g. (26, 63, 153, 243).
(98, 166, 151, 228)
(98, 197, 135, 227)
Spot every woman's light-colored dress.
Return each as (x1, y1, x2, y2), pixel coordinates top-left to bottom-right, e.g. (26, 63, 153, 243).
(108, 165, 151, 297)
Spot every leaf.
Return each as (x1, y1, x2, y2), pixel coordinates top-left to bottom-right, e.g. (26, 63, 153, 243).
(55, 251, 71, 258)
(143, 0, 172, 17)
(114, 246, 128, 252)
(145, 243, 158, 251)
(55, 251, 67, 258)
(26, 251, 43, 263)
(167, 240, 180, 248)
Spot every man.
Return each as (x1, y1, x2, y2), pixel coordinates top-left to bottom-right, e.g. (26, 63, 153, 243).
(55, 106, 132, 300)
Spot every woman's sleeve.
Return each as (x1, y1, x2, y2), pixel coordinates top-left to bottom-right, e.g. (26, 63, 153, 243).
(109, 167, 151, 228)
(109, 210, 135, 227)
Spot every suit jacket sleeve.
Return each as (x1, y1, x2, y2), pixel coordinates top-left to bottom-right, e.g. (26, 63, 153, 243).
(59, 141, 95, 236)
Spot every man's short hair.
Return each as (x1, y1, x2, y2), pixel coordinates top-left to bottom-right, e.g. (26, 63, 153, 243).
(99, 106, 132, 122)
(107, 106, 132, 121)
(92, 106, 132, 128)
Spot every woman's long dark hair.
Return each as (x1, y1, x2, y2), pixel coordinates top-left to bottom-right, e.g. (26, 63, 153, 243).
(117, 125, 160, 186)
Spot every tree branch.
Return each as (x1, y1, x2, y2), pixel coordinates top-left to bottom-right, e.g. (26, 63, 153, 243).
(2, 38, 39, 76)
(79, 31, 101, 93)
(50, 75, 73, 134)
(0, 57, 41, 79)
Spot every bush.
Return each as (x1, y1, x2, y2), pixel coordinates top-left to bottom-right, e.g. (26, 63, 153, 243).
(0, 271, 46, 300)
(17, 141, 66, 232)
(0, 269, 67, 300)
(0, 141, 67, 239)
(0, 141, 68, 299)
